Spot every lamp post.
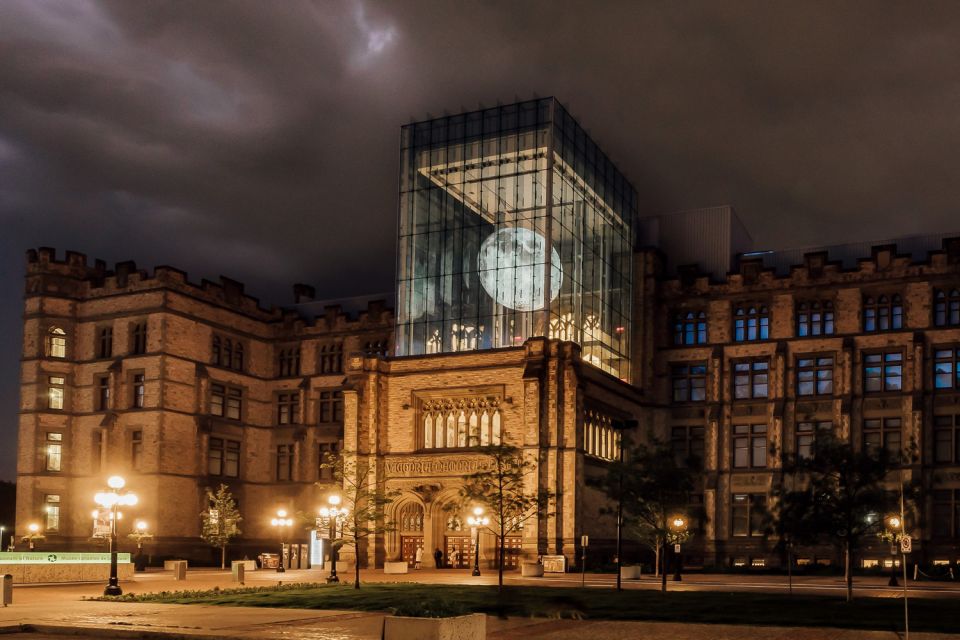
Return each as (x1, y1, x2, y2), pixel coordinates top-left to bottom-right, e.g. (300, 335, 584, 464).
(669, 514, 688, 582)
(26, 524, 40, 550)
(466, 506, 489, 577)
(885, 515, 902, 587)
(318, 495, 347, 584)
(94, 475, 138, 596)
(270, 509, 294, 573)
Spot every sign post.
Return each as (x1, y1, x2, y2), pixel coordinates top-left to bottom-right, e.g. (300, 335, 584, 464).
(580, 534, 588, 588)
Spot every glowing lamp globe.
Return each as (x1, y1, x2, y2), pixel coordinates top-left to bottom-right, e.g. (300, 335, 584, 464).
(107, 476, 125, 490)
(477, 228, 562, 311)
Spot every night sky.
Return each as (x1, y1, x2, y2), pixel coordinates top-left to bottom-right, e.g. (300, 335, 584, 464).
(3, 1, 960, 480)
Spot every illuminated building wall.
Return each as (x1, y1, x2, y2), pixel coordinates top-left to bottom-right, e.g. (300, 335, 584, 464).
(395, 98, 637, 379)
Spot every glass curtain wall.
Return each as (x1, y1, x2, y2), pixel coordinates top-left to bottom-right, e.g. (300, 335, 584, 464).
(396, 98, 636, 379)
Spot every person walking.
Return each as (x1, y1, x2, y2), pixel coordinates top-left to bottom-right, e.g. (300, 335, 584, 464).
(452, 548, 461, 568)
(433, 547, 443, 569)
(414, 545, 423, 570)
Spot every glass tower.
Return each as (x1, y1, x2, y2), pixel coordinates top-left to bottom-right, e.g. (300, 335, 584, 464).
(395, 98, 637, 380)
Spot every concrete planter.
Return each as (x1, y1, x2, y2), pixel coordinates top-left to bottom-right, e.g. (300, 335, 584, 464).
(620, 565, 642, 580)
(163, 559, 188, 570)
(384, 561, 409, 574)
(384, 613, 485, 640)
(520, 562, 544, 577)
(232, 560, 257, 571)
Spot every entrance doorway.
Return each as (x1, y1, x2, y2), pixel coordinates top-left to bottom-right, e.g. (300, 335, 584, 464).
(445, 535, 473, 568)
(401, 536, 424, 567)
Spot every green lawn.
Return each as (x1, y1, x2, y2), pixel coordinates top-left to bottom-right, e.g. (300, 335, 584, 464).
(101, 582, 957, 633)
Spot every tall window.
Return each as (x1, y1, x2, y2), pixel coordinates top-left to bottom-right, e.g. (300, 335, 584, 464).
(44, 432, 63, 472)
(95, 375, 110, 411)
(796, 421, 832, 459)
(932, 490, 960, 539)
(421, 399, 503, 450)
(797, 356, 834, 396)
(934, 414, 960, 464)
(132, 373, 145, 408)
(48, 376, 65, 410)
(733, 424, 767, 468)
(93, 430, 104, 474)
(131, 322, 147, 354)
(318, 390, 343, 423)
(934, 289, 960, 327)
(97, 326, 113, 359)
(673, 311, 707, 345)
(277, 392, 300, 425)
(672, 363, 707, 402)
(131, 430, 143, 470)
(863, 294, 903, 332)
(934, 347, 960, 390)
(733, 305, 770, 342)
(212, 336, 244, 371)
(278, 347, 301, 377)
(796, 301, 835, 337)
(276, 444, 293, 481)
(863, 351, 903, 393)
(208, 437, 240, 477)
(863, 417, 901, 460)
(584, 410, 620, 461)
(211, 384, 242, 420)
(319, 343, 343, 374)
(733, 360, 769, 399)
(671, 425, 704, 469)
(47, 327, 67, 358)
(732, 494, 766, 537)
(318, 442, 340, 480)
(44, 494, 61, 531)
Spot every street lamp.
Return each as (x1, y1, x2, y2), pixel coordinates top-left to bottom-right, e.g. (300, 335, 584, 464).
(94, 475, 138, 596)
(317, 495, 348, 584)
(885, 514, 902, 587)
(669, 514, 688, 582)
(466, 506, 489, 577)
(26, 523, 40, 550)
(270, 509, 294, 573)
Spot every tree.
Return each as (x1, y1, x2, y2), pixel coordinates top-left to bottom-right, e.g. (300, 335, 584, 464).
(200, 484, 242, 569)
(457, 444, 553, 591)
(774, 433, 901, 602)
(590, 436, 695, 592)
(321, 455, 397, 589)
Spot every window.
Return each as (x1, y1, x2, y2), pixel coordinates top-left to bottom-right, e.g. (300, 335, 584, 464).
(933, 490, 960, 539)
(132, 373, 145, 408)
(131, 322, 147, 355)
(934, 414, 960, 464)
(318, 390, 343, 424)
(364, 340, 389, 357)
(863, 294, 903, 332)
(672, 363, 707, 402)
(796, 421, 832, 459)
(671, 425, 704, 469)
(733, 424, 767, 468)
(277, 392, 300, 425)
(208, 437, 240, 477)
(97, 326, 113, 359)
(211, 384, 242, 420)
(732, 494, 766, 537)
(796, 301, 835, 337)
(276, 444, 293, 481)
(95, 374, 110, 411)
(797, 356, 834, 396)
(47, 327, 67, 358)
(47, 376, 65, 410)
(93, 430, 103, 474)
(212, 336, 244, 371)
(318, 442, 340, 480)
(44, 432, 62, 472)
(733, 305, 770, 342)
(934, 348, 960, 390)
(863, 351, 903, 393)
(422, 399, 503, 450)
(584, 409, 620, 461)
(734, 360, 769, 399)
(319, 343, 343, 374)
(863, 418, 902, 460)
(278, 347, 301, 377)
(673, 311, 707, 345)
(131, 430, 143, 470)
(44, 495, 60, 531)
(934, 289, 960, 327)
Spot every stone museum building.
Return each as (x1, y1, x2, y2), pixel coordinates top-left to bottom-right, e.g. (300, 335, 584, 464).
(15, 98, 960, 571)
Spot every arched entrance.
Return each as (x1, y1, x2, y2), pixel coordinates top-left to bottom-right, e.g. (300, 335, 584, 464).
(397, 502, 424, 567)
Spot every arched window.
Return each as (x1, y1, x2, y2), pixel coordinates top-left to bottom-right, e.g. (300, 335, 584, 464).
(47, 327, 67, 358)
(863, 294, 903, 332)
(233, 343, 244, 371)
(398, 503, 424, 532)
(934, 288, 960, 327)
(212, 336, 221, 364)
(673, 310, 707, 345)
(223, 339, 233, 368)
(733, 305, 769, 342)
(420, 398, 502, 450)
(583, 408, 620, 461)
(796, 301, 835, 337)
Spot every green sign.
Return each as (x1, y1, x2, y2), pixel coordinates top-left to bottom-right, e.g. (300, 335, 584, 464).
(0, 552, 132, 565)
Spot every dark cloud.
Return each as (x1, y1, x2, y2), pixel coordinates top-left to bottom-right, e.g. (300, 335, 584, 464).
(2, 0, 960, 478)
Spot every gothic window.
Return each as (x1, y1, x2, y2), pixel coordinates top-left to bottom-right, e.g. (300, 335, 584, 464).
(863, 294, 903, 332)
(420, 396, 502, 450)
(319, 343, 343, 374)
(584, 409, 620, 461)
(934, 289, 960, 327)
(233, 343, 244, 371)
(131, 322, 147, 355)
(364, 339, 389, 357)
(733, 305, 769, 342)
(97, 326, 113, 359)
(212, 336, 221, 365)
(796, 301, 834, 337)
(47, 327, 67, 358)
(278, 346, 301, 377)
(213, 335, 244, 371)
(673, 311, 707, 345)
(398, 503, 424, 532)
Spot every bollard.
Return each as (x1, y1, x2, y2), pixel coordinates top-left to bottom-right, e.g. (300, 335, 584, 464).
(231, 561, 245, 585)
(2, 574, 12, 606)
(174, 560, 187, 581)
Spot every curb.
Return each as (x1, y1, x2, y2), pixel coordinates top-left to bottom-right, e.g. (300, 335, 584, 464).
(6, 624, 249, 639)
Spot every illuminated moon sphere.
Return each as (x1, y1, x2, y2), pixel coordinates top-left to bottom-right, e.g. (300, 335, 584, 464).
(477, 228, 562, 311)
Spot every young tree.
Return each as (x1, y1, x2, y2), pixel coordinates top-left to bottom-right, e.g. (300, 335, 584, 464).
(774, 433, 899, 602)
(200, 484, 242, 569)
(591, 436, 695, 592)
(321, 455, 397, 589)
(457, 444, 553, 591)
